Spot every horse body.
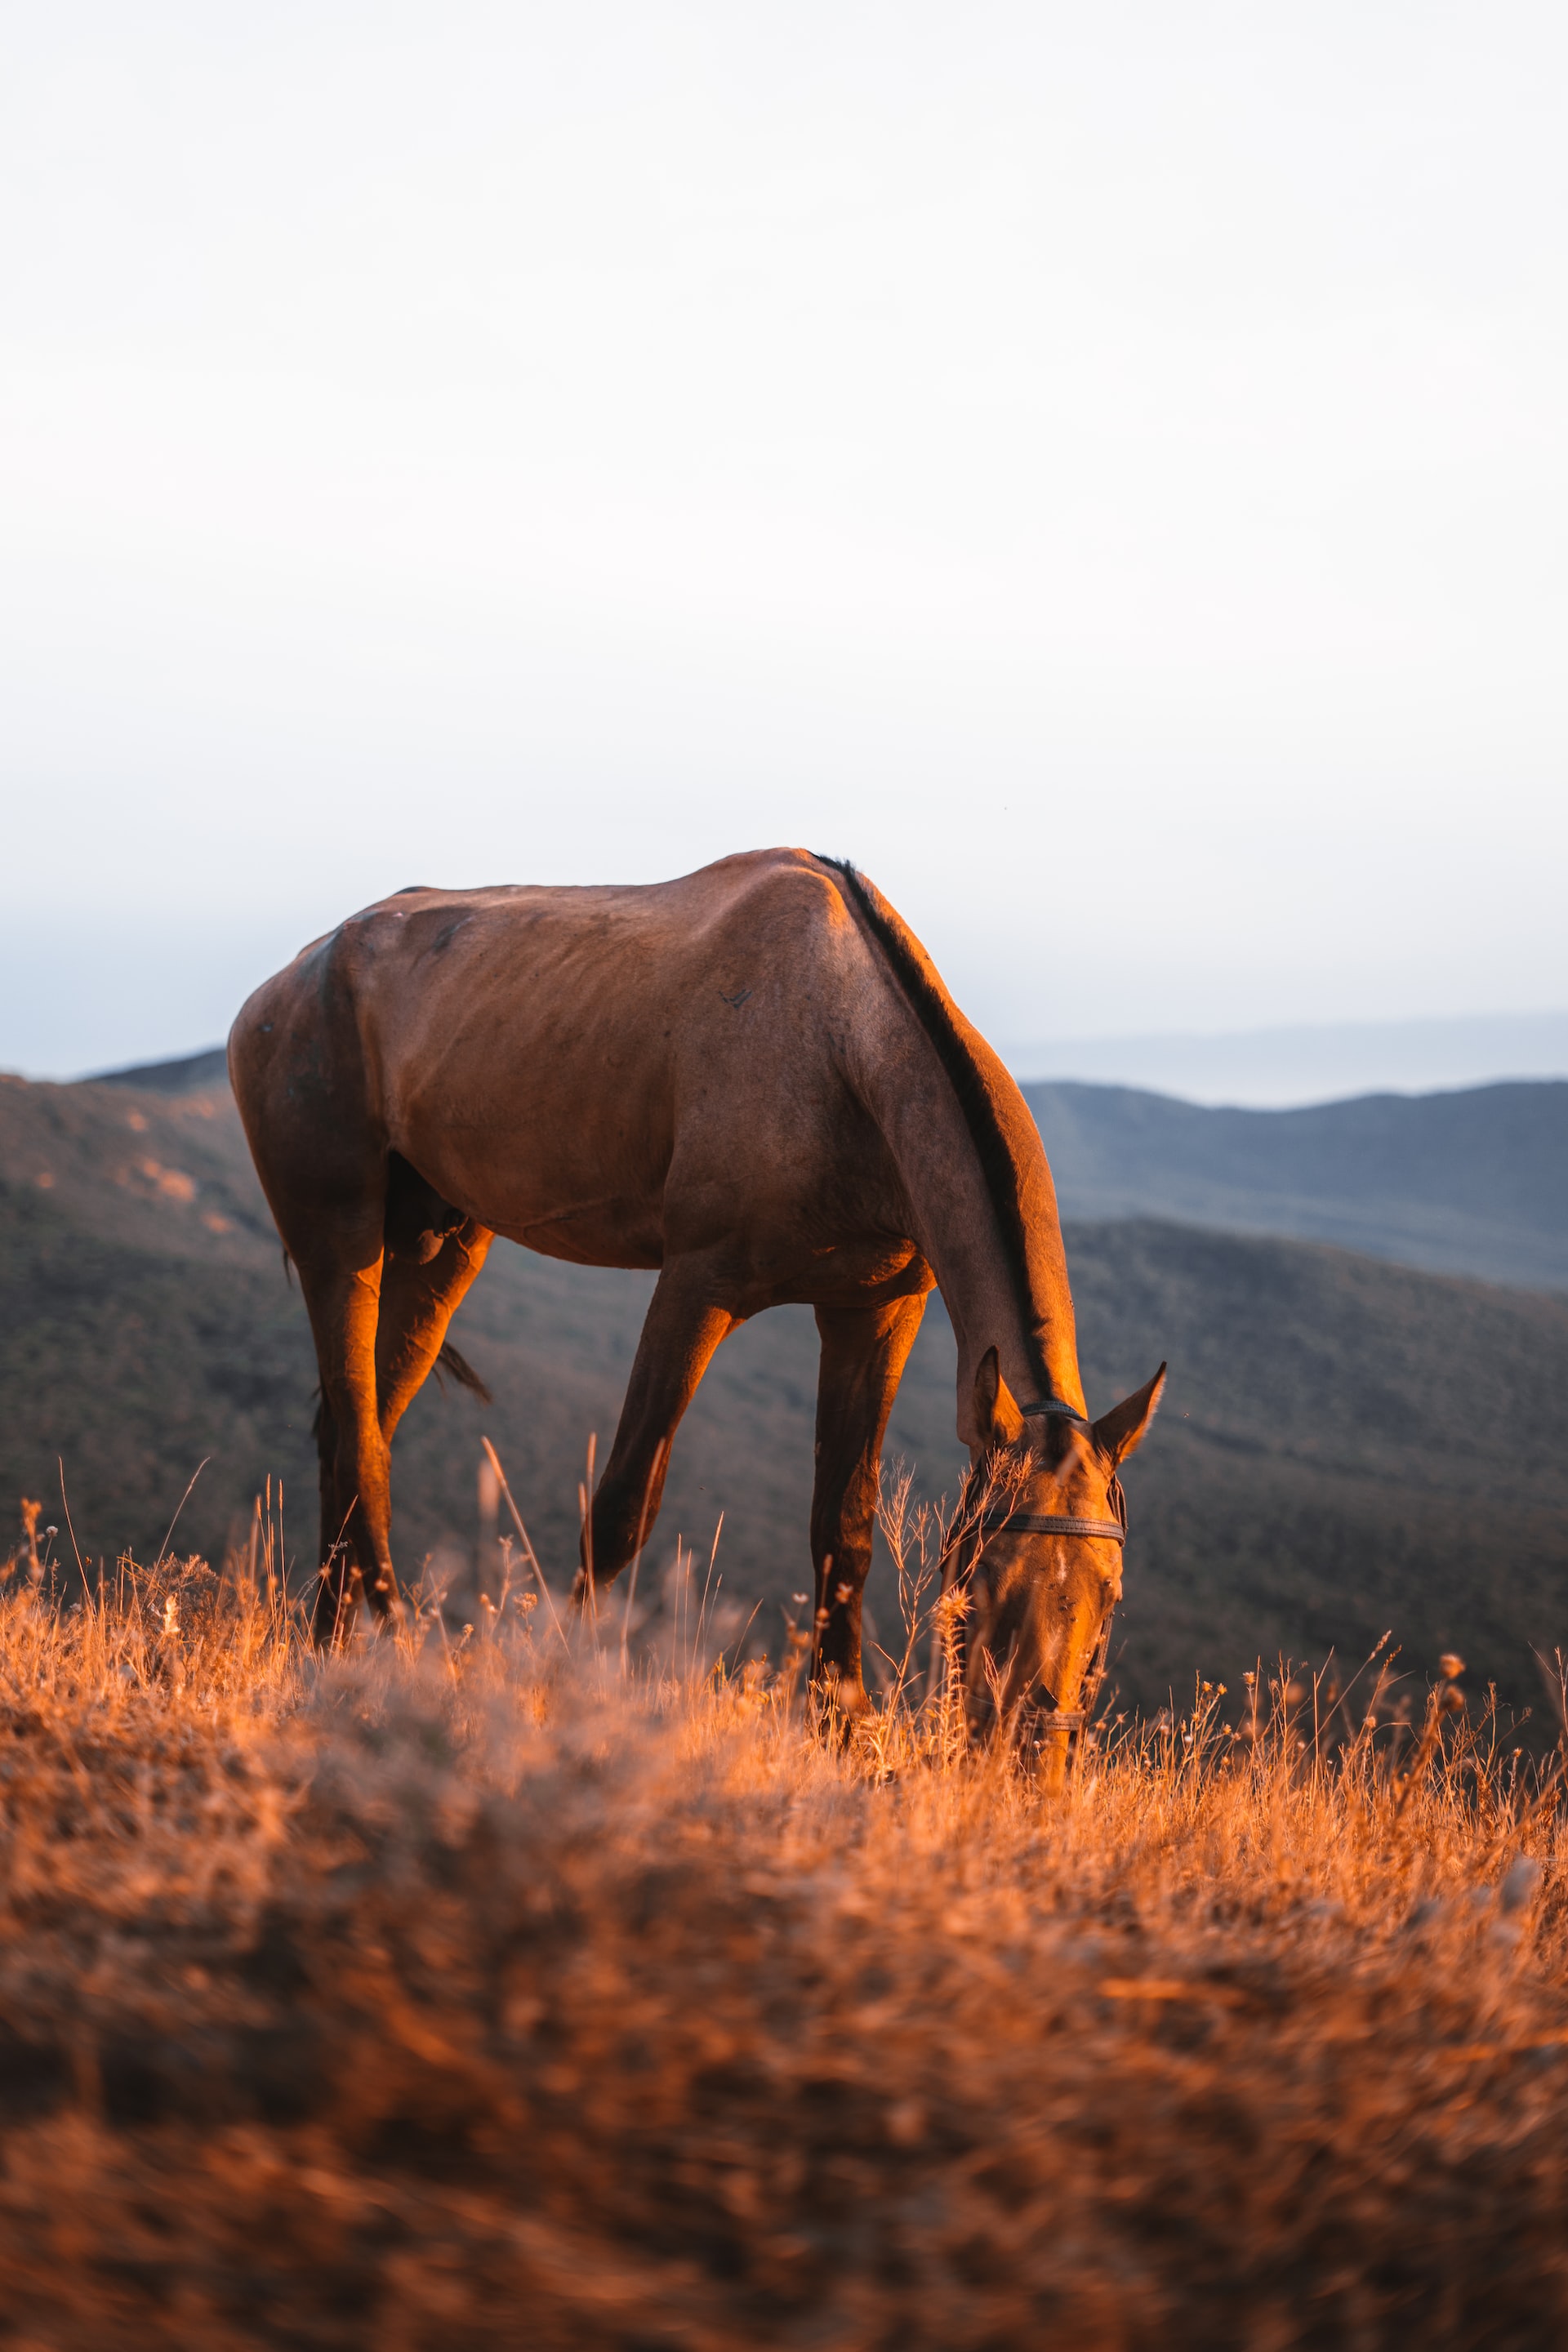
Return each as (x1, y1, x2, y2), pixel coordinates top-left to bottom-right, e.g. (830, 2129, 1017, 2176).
(354, 860, 908, 1282)
(229, 848, 1162, 1738)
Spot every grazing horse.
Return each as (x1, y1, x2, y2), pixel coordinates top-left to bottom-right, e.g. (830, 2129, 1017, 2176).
(229, 849, 1164, 1745)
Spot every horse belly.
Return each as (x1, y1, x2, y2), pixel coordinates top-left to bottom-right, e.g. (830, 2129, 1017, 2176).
(384, 1011, 675, 1266)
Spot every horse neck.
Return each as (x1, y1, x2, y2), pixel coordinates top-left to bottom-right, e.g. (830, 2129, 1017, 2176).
(853, 1000, 1088, 1433)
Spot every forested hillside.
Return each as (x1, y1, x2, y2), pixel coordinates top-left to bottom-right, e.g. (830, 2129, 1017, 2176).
(1028, 1077, 1568, 1290)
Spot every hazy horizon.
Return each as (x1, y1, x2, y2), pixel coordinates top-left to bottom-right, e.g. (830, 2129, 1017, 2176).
(1005, 1009, 1568, 1108)
(4, 3, 1564, 1078)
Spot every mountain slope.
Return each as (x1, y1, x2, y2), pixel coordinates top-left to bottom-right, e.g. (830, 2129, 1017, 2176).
(2, 1064, 1566, 1722)
(1026, 1078, 1568, 1290)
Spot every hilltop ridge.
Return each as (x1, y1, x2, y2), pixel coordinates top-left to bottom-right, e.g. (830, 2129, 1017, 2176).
(1031, 1077, 1568, 1290)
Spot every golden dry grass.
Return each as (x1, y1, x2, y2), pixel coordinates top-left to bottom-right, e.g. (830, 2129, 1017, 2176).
(0, 1528, 1565, 2350)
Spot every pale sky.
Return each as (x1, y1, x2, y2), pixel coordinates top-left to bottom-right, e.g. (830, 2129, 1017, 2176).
(3, 1, 1564, 1080)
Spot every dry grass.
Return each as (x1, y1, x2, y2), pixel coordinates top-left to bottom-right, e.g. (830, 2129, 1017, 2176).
(0, 1522, 1566, 2350)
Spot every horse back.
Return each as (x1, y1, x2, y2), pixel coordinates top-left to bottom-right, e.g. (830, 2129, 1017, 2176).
(230, 849, 892, 1273)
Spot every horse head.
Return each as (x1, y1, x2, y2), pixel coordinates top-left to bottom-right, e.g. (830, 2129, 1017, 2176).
(955, 1348, 1166, 1788)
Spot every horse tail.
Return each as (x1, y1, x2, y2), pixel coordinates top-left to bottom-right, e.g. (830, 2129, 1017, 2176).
(434, 1343, 492, 1405)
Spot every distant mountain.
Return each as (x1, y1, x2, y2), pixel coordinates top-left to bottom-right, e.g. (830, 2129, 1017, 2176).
(1004, 1009, 1568, 1106)
(94, 1048, 230, 1095)
(2, 1055, 1566, 1725)
(1027, 1080, 1568, 1293)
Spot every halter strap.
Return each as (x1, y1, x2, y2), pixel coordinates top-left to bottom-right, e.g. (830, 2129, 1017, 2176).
(978, 1509, 1127, 1544)
(1017, 1399, 1089, 1423)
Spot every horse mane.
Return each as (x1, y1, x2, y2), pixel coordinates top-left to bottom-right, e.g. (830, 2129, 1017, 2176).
(815, 856, 1047, 1393)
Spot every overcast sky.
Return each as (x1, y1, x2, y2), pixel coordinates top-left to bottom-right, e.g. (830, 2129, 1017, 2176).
(2, 0, 1564, 1080)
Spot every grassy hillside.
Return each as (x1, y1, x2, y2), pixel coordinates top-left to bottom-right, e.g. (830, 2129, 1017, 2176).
(1027, 1077, 1568, 1290)
(2, 1064, 1566, 1719)
(0, 1577, 1564, 2347)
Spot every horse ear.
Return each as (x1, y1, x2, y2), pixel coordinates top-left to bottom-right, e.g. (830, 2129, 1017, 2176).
(973, 1347, 1027, 1448)
(1093, 1364, 1167, 1465)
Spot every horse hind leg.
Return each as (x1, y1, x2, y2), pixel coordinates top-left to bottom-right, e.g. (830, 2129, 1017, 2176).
(301, 1169, 492, 1643)
(808, 1290, 929, 1716)
(231, 996, 399, 1641)
(373, 1215, 495, 1450)
(310, 1386, 364, 1642)
(291, 1195, 483, 1624)
(290, 1223, 396, 1643)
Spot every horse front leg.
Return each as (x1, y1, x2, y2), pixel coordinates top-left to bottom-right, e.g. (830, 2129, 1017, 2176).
(580, 1259, 737, 1601)
(808, 1290, 929, 1716)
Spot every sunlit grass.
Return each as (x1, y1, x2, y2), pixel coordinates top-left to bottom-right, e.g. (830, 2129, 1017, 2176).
(0, 1508, 1565, 2348)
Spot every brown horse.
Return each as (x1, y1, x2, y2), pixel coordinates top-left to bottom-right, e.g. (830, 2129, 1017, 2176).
(229, 849, 1163, 1739)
